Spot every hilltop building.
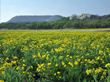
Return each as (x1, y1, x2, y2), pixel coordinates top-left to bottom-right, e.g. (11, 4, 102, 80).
(70, 13, 90, 20)
(78, 14, 90, 19)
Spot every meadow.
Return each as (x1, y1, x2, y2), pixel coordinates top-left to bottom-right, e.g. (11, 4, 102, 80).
(0, 28, 110, 32)
(0, 29, 110, 82)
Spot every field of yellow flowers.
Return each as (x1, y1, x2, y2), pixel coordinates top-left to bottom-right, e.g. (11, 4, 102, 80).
(0, 31, 110, 82)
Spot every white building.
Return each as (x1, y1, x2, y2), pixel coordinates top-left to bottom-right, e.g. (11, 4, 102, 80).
(78, 14, 90, 19)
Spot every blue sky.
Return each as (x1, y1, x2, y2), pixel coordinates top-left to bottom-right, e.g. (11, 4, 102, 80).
(1, 0, 110, 23)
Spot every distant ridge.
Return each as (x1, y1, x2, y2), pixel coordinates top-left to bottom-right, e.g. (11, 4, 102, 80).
(7, 15, 63, 23)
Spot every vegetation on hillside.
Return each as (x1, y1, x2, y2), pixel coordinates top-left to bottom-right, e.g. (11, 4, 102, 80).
(0, 14, 110, 29)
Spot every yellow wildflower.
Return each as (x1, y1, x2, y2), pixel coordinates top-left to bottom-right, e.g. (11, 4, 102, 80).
(86, 69, 91, 75)
(59, 76, 61, 78)
(61, 61, 65, 65)
(33, 74, 36, 76)
(68, 62, 73, 67)
(66, 55, 69, 57)
(64, 64, 66, 67)
(23, 59, 25, 62)
(48, 63, 51, 66)
(22, 67, 24, 70)
(23, 64, 26, 66)
(59, 56, 63, 59)
(55, 64, 58, 67)
(32, 55, 36, 58)
(31, 66, 33, 69)
(54, 73, 56, 75)
(13, 56, 17, 59)
(101, 76, 104, 79)
(23, 71, 25, 73)
(2, 71, 5, 75)
(6, 57, 9, 61)
(103, 72, 106, 75)
(74, 61, 78, 65)
(57, 71, 60, 74)
(78, 59, 80, 62)
(105, 63, 110, 68)
(11, 61, 16, 64)
(0, 80, 4, 82)
(70, 56, 72, 58)
(16, 66, 20, 70)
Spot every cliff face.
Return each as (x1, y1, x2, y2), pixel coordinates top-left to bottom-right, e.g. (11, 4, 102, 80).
(7, 15, 63, 23)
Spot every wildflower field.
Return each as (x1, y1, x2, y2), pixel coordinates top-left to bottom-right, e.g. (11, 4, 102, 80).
(0, 31, 110, 82)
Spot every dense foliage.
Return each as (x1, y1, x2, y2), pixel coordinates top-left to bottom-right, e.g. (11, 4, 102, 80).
(0, 31, 110, 82)
(0, 15, 110, 29)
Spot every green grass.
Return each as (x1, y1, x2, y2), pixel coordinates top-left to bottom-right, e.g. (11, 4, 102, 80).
(0, 28, 110, 32)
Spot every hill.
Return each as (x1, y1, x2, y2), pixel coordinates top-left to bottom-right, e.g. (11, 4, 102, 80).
(7, 15, 63, 23)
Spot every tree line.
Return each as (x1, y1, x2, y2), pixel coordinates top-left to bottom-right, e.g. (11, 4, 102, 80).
(0, 16, 110, 29)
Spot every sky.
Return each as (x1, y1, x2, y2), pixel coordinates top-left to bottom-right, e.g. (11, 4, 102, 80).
(0, 0, 110, 23)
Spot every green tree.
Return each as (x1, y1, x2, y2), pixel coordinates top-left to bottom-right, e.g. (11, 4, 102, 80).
(106, 17, 110, 21)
